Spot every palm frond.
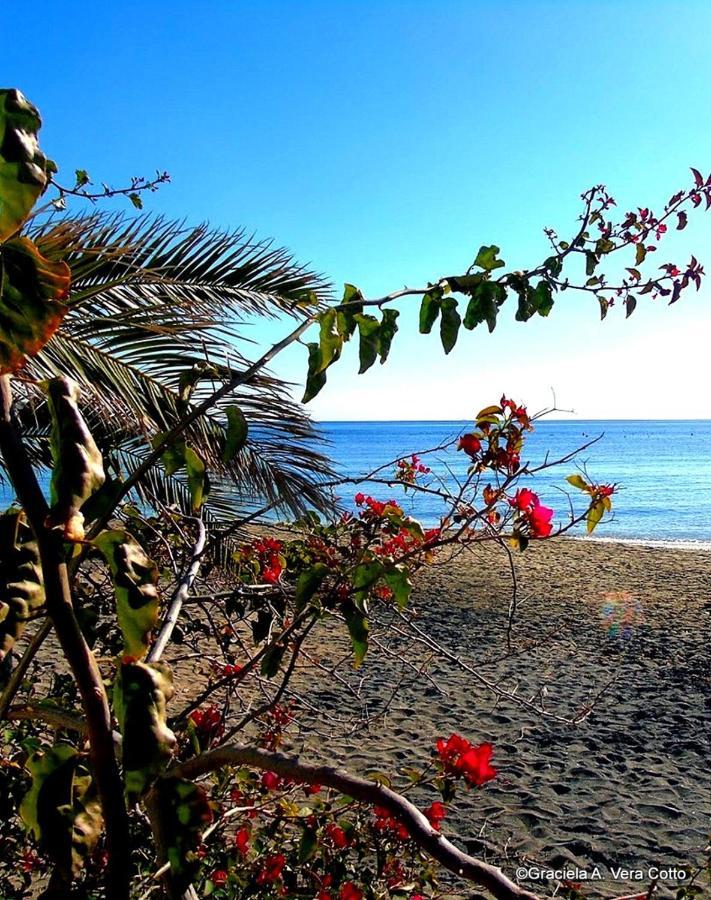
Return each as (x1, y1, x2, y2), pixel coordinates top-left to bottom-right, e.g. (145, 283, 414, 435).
(8, 213, 337, 525)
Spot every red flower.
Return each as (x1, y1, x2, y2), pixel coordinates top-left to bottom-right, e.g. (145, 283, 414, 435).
(256, 853, 286, 885)
(509, 488, 538, 511)
(597, 484, 615, 498)
(529, 503, 554, 538)
(458, 434, 481, 457)
(435, 734, 497, 786)
(373, 805, 409, 840)
(211, 869, 228, 886)
(234, 826, 250, 855)
(340, 885, 364, 900)
(424, 800, 447, 830)
(325, 823, 349, 848)
(459, 742, 498, 786)
(354, 492, 366, 505)
(261, 770, 281, 791)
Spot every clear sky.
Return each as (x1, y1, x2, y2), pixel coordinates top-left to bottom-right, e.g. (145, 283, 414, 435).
(6, 1, 711, 420)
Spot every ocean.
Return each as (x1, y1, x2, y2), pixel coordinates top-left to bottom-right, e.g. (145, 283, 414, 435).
(318, 420, 711, 546)
(3, 421, 710, 547)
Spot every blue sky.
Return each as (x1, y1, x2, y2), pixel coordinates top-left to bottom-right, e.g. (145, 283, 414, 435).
(6, 1, 711, 419)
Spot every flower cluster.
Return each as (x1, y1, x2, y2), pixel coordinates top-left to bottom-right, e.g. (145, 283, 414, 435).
(395, 453, 431, 485)
(435, 734, 497, 786)
(237, 536, 286, 584)
(188, 704, 224, 746)
(458, 398, 534, 475)
(509, 488, 554, 538)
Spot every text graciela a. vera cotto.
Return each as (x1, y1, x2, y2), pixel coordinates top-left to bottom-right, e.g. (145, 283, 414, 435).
(516, 865, 689, 882)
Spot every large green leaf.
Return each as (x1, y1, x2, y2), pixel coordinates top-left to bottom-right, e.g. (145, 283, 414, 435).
(20, 744, 103, 879)
(45, 376, 105, 541)
(150, 778, 212, 893)
(93, 529, 159, 658)
(419, 289, 441, 334)
(113, 660, 176, 801)
(384, 564, 412, 610)
(184, 445, 208, 512)
(302, 341, 328, 403)
(295, 562, 329, 612)
(462, 281, 506, 333)
(343, 600, 369, 668)
(0, 237, 70, 374)
(473, 245, 505, 272)
(0, 510, 44, 663)
(378, 308, 399, 363)
(355, 313, 380, 374)
(439, 297, 461, 354)
(0, 89, 54, 241)
(223, 405, 248, 462)
(316, 307, 343, 372)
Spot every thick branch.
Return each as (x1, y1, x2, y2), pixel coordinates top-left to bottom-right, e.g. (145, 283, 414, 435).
(169, 745, 539, 900)
(0, 375, 130, 900)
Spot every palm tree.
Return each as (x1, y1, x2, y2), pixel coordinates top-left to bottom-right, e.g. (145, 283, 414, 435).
(5, 213, 336, 537)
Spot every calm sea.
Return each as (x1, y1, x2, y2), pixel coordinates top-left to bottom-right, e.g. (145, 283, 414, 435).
(3, 421, 710, 546)
(318, 420, 711, 546)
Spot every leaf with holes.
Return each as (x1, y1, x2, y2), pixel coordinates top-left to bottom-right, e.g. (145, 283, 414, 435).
(113, 660, 176, 801)
(94, 529, 159, 658)
(45, 377, 105, 541)
(0, 510, 44, 662)
(0, 89, 55, 241)
(0, 237, 70, 374)
(20, 744, 102, 878)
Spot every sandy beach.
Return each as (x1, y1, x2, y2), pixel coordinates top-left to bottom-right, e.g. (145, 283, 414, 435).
(278, 537, 711, 898)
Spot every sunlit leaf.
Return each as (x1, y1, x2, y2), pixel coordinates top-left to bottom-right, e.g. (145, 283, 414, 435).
(46, 376, 105, 541)
(184, 446, 208, 512)
(378, 308, 399, 363)
(223, 405, 248, 462)
(302, 342, 327, 403)
(113, 660, 176, 801)
(94, 529, 159, 659)
(0, 510, 44, 662)
(473, 245, 505, 272)
(0, 237, 69, 374)
(0, 89, 54, 241)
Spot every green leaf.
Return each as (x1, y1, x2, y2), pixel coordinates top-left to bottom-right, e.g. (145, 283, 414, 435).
(0, 237, 70, 375)
(149, 778, 212, 893)
(46, 377, 105, 542)
(378, 308, 399, 363)
(151, 432, 186, 476)
(419, 290, 441, 334)
(129, 192, 143, 210)
(339, 283, 364, 337)
(439, 297, 461, 354)
(635, 243, 647, 266)
(586, 499, 605, 533)
(445, 273, 483, 294)
(298, 825, 318, 863)
(352, 560, 384, 609)
(598, 296, 609, 320)
(0, 510, 44, 662)
(463, 281, 505, 332)
(566, 474, 590, 492)
(355, 313, 380, 374)
(113, 660, 176, 801)
(0, 89, 54, 241)
(261, 641, 286, 678)
(295, 562, 329, 612)
(223, 406, 248, 462)
(585, 251, 599, 277)
(94, 529, 160, 659)
(184, 446, 208, 512)
(384, 565, 412, 610)
(302, 342, 328, 403)
(20, 744, 102, 879)
(316, 308, 343, 372)
(625, 295, 637, 318)
(473, 245, 505, 272)
(343, 601, 369, 667)
(544, 255, 563, 277)
(532, 280, 554, 316)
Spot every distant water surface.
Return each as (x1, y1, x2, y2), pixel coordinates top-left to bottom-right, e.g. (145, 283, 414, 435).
(318, 420, 711, 545)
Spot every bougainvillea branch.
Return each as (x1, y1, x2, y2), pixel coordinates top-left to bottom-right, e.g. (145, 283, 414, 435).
(169, 744, 541, 900)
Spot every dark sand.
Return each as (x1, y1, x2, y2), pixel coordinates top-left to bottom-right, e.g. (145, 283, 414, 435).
(288, 538, 710, 897)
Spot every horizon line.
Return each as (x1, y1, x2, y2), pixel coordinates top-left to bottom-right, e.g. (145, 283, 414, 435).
(314, 417, 711, 424)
